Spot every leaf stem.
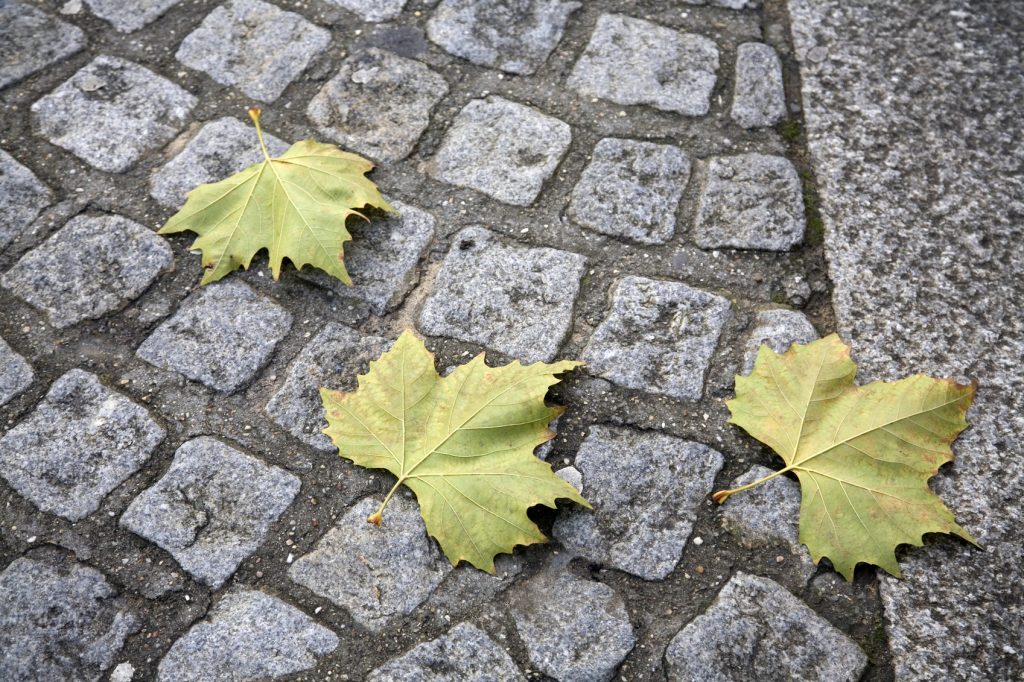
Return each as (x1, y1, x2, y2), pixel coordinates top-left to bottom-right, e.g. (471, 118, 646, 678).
(712, 466, 794, 504)
(247, 106, 272, 162)
(367, 477, 405, 526)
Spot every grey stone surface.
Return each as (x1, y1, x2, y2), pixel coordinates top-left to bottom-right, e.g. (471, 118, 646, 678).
(0, 553, 140, 682)
(0, 149, 51, 252)
(150, 116, 289, 209)
(731, 42, 786, 128)
(367, 622, 525, 681)
(741, 308, 818, 373)
(567, 138, 690, 245)
(582, 275, 731, 400)
(0, 335, 33, 407)
(289, 495, 452, 632)
(683, 1, 762, 12)
(418, 226, 585, 362)
(157, 588, 338, 681)
(568, 14, 719, 116)
(510, 572, 636, 682)
(694, 154, 806, 251)
(307, 48, 448, 162)
(30, 56, 197, 173)
(299, 198, 435, 315)
(789, 1, 1024, 678)
(429, 96, 572, 206)
(84, 0, 183, 32)
(329, 0, 407, 22)
(0, 2, 85, 90)
(265, 323, 391, 450)
(426, 0, 580, 75)
(0, 370, 165, 521)
(554, 425, 723, 580)
(665, 572, 867, 681)
(120, 437, 300, 588)
(136, 280, 292, 393)
(176, 0, 331, 103)
(1, 214, 173, 328)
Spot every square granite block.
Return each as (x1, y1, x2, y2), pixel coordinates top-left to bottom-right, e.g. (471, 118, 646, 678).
(0, 370, 165, 521)
(150, 117, 290, 209)
(327, 0, 407, 22)
(136, 280, 292, 393)
(417, 226, 585, 362)
(368, 623, 525, 681)
(583, 275, 730, 400)
(176, 0, 330, 103)
(732, 42, 786, 129)
(426, 0, 580, 75)
(120, 437, 300, 588)
(0, 149, 52, 252)
(0, 335, 33, 407)
(31, 56, 197, 173)
(568, 14, 719, 115)
(429, 96, 571, 206)
(307, 48, 448, 162)
(568, 138, 690, 244)
(1, 214, 173, 328)
(84, 0, 184, 32)
(0, 3, 85, 90)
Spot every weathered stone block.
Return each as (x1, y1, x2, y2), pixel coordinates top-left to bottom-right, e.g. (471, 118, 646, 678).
(0, 336, 33, 407)
(0, 149, 51, 252)
(732, 42, 786, 129)
(84, 0, 183, 32)
(0, 3, 84, 89)
(367, 622, 525, 681)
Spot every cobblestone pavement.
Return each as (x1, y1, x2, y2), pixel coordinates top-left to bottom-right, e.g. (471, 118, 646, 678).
(1, 0, 997, 680)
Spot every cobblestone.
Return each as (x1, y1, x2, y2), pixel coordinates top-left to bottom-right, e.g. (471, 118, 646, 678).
(741, 308, 818, 373)
(583, 275, 731, 400)
(120, 437, 300, 588)
(157, 588, 338, 681)
(0, 3, 85, 90)
(136, 280, 292, 393)
(0, 149, 52, 252)
(308, 48, 448, 163)
(0, 552, 140, 682)
(367, 622, 524, 680)
(665, 572, 867, 681)
(568, 14, 719, 115)
(31, 56, 197, 173)
(426, 0, 580, 75)
(0, 336, 32, 407)
(731, 42, 786, 129)
(1, 214, 173, 328)
(429, 96, 572, 206)
(694, 154, 806, 251)
(554, 425, 723, 579)
(329, 0, 407, 22)
(84, 0, 184, 32)
(418, 226, 585, 362)
(176, 0, 331, 103)
(0, 370, 164, 521)
(568, 138, 690, 245)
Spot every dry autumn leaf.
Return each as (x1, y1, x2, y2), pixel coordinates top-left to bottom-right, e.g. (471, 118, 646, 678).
(714, 334, 977, 580)
(320, 330, 589, 572)
(160, 107, 391, 285)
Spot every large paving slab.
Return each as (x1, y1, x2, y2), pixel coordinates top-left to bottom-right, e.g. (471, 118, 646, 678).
(789, 0, 1024, 678)
(0, 149, 52, 252)
(0, 3, 85, 90)
(367, 622, 525, 681)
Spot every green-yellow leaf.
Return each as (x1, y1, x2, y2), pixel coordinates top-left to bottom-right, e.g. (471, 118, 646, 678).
(159, 108, 391, 285)
(320, 330, 589, 572)
(715, 334, 977, 581)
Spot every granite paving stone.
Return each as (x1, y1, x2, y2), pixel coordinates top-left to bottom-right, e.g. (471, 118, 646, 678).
(567, 138, 690, 245)
(418, 226, 586, 362)
(0, 2, 85, 90)
(265, 323, 391, 450)
(741, 308, 818, 373)
(367, 622, 525, 681)
(156, 588, 338, 682)
(731, 42, 786, 129)
(0, 552, 140, 682)
(683, 0, 762, 10)
(0, 149, 52, 252)
(83, 0, 184, 32)
(665, 572, 867, 681)
(553, 425, 723, 580)
(0, 370, 165, 521)
(1, 214, 173, 328)
(329, 0, 407, 22)
(426, 0, 581, 75)
(289, 495, 452, 632)
(150, 116, 290, 209)
(299, 198, 435, 315)
(568, 14, 719, 115)
(694, 153, 806, 251)
(120, 437, 300, 588)
(176, 0, 331, 103)
(0, 335, 33, 407)
(583, 275, 731, 400)
(510, 572, 636, 682)
(136, 280, 292, 393)
(429, 96, 572, 206)
(30, 56, 197, 173)
(307, 48, 448, 162)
